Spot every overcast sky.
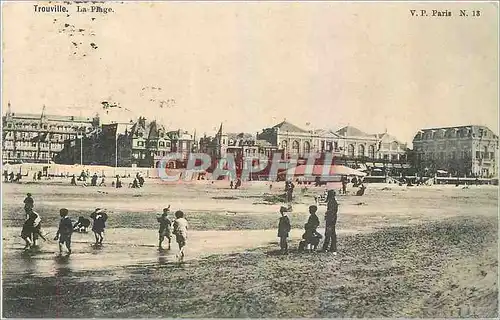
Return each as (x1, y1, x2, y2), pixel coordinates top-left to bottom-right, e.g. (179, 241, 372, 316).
(2, 1, 498, 145)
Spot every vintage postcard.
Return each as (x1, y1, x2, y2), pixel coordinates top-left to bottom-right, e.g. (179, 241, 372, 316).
(1, 1, 498, 318)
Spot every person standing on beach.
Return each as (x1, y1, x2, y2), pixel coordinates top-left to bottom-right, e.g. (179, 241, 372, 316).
(21, 210, 46, 250)
(54, 208, 73, 255)
(277, 206, 291, 255)
(23, 193, 34, 218)
(341, 176, 347, 195)
(157, 206, 172, 250)
(322, 190, 338, 255)
(23, 208, 42, 246)
(173, 210, 188, 262)
(90, 208, 108, 246)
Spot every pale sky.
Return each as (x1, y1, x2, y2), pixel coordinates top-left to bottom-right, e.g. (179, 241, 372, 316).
(2, 1, 498, 145)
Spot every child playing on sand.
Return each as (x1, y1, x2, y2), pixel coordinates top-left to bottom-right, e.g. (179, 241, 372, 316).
(21, 210, 46, 250)
(157, 206, 172, 250)
(54, 208, 73, 255)
(173, 210, 188, 262)
(277, 206, 291, 255)
(90, 208, 108, 246)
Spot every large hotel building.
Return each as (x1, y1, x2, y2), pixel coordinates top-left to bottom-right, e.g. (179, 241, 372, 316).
(2, 104, 99, 164)
(412, 125, 498, 178)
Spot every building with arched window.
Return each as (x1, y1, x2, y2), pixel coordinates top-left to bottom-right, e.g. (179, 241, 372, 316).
(256, 122, 409, 170)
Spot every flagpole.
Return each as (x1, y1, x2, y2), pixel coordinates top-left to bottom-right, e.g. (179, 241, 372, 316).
(115, 134, 118, 168)
(80, 130, 83, 165)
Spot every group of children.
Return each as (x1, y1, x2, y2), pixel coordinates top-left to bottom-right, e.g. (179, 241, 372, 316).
(156, 206, 189, 262)
(19, 193, 189, 261)
(278, 189, 339, 255)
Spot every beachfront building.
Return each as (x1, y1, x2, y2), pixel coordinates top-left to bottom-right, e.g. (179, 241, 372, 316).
(412, 125, 499, 178)
(166, 129, 197, 165)
(256, 121, 408, 172)
(200, 124, 259, 159)
(2, 103, 99, 164)
(56, 116, 196, 168)
(257, 121, 318, 159)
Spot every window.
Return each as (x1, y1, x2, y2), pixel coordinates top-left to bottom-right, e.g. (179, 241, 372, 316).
(137, 141, 144, 147)
(327, 142, 332, 152)
(476, 151, 481, 159)
(383, 154, 389, 160)
(358, 145, 365, 157)
(368, 145, 375, 158)
(348, 144, 355, 157)
(281, 140, 287, 150)
(490, 152, 495, 160)
(303, 141, 311, 155)
(291, 141, 300, 154)
(159, 141, 165, 147)
(391, 154, 398, 161)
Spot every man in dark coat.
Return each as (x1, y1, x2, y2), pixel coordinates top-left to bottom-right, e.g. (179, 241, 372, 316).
(277, 206, 291, 254)
(322, 190, 338, 254)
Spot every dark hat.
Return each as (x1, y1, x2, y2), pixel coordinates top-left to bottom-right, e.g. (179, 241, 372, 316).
(27, 193, 32, 196)
(60, 208, 69, 215)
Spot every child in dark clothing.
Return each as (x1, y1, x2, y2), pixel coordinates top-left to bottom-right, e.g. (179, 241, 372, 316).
(23, 193, 34, 218)
(21, 211, 46, 250)
(302, 205, 321, 252)
(90, 208, 108, 246)
(277, 206, 291, 254)
(73, 216, 91, 233)
(157, 206, 172, 250)
(54, 208, 73, 255)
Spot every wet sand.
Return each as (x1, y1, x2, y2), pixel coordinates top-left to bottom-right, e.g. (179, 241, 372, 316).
(2, 180, 498, 317)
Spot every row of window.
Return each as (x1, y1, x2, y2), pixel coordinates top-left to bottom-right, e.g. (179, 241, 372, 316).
(135, 141, 172, 148)
(5, 122, 90, 132)
(4, 151, 51, 159)
(4, 131, 75, 141)
(417, 150, 495, 161)
(3, 141, 64, 149)
(417, 151, 473, 161)
(415, 128, 493, 140)
(476, 151, 496, 160)
(281, 141, 402, 157)
(134, 140, 191, 149)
